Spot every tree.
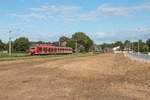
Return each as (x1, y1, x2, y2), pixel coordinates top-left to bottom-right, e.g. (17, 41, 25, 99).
(137, 40, 148, 52)
(36, 41, 45, 44)
(69, 32, 94, 52)
(146, 39, 150, 51)
(13, 37, 30, 52)
(59, 36, 70, 47)
(141, 45, 149, 53)
(0, 40, 5, 51)
(101, 43, 113, 49)
(52, 42, 59, 46)
(114, 41, 124, 50)
(133, 42, 138, 52)
(45, 42, 51, 44)
(78, 44, 85, 52)
(124, 40, 131, 46)
(59, 36, 70, 42)
(66, 39, 75, 50)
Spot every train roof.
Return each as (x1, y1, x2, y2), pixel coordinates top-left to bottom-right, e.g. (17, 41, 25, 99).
(31, 44, 72, 49)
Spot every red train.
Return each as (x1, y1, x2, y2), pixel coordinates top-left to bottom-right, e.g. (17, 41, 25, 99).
(29, 44, 73, 55)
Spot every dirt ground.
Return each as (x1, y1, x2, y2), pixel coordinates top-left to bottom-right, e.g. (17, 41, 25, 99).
(0, 54, 150, 100)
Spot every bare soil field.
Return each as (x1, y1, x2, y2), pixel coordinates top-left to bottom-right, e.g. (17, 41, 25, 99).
(0, 54, 150, 100)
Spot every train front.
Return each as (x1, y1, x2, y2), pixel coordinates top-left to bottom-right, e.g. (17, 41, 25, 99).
(29, 45, 37, 55)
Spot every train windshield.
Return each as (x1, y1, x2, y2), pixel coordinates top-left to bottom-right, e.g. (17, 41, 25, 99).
(31, 47, 35, 51)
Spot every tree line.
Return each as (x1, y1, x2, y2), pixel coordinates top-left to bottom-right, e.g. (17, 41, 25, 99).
(0, 32, 94, 53)
(101, 39, 150, 53)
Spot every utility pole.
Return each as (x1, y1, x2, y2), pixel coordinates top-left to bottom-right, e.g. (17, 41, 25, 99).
(131, 41, 133, 54)
(132, 41, 134, 53)
(137, 28, 140, 56)
(9, 30, 12, 56)
(59, 41, 61, 46)
(138, 40, 140, 55)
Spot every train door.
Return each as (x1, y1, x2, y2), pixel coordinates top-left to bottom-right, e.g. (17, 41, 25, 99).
(41, 46, 44, 54)
(44, 47, 47, 54)
(38, 47, 42, 54)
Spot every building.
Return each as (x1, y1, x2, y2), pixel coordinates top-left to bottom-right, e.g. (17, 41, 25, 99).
(123, 45, 131, 51)
(91, 45, 102, 52)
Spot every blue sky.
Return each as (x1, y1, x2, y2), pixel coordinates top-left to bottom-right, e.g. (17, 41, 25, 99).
(0, 0, 150, 43)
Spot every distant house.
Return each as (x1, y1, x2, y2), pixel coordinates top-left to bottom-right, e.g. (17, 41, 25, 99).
(123, 45, 131, 51)
(91, 45, 102, 52)
(113, 46, 122, 53)
(91, 45, 114, 53)
(105, 47, 113, 53)
(113, 46, 120, 51)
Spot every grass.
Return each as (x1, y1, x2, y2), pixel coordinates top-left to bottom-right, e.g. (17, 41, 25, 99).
(0, 52, 29, 58)
(0, 52, 96, 61)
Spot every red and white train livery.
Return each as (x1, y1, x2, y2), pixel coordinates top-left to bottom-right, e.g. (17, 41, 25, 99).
(29, 44, 73, 55)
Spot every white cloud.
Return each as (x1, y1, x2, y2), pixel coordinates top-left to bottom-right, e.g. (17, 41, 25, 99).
(30, 5, 81, 13)
(26, 27, 150, 43)
(78, 14, 99, 22)
(97, 5, 130, 16)
(64, 3, 150, 23)
(91, 3, 150, 17)
(28, 32, 68, 42)
(12, 5, 82, 22)
(131, 4, 150, 11)
(58, 5, 81, 13)
(30, 5, 49, 11)
(11, 3, 150, 23)
(11, 13, 45, 19)
(64, 17, 99, 23)
(25, 25, 38, 29)
(92, 27, 150, 43)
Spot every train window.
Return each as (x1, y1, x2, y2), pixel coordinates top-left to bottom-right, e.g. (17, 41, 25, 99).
(50, 48, 52, 52)
(31, 47, 35, 51)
